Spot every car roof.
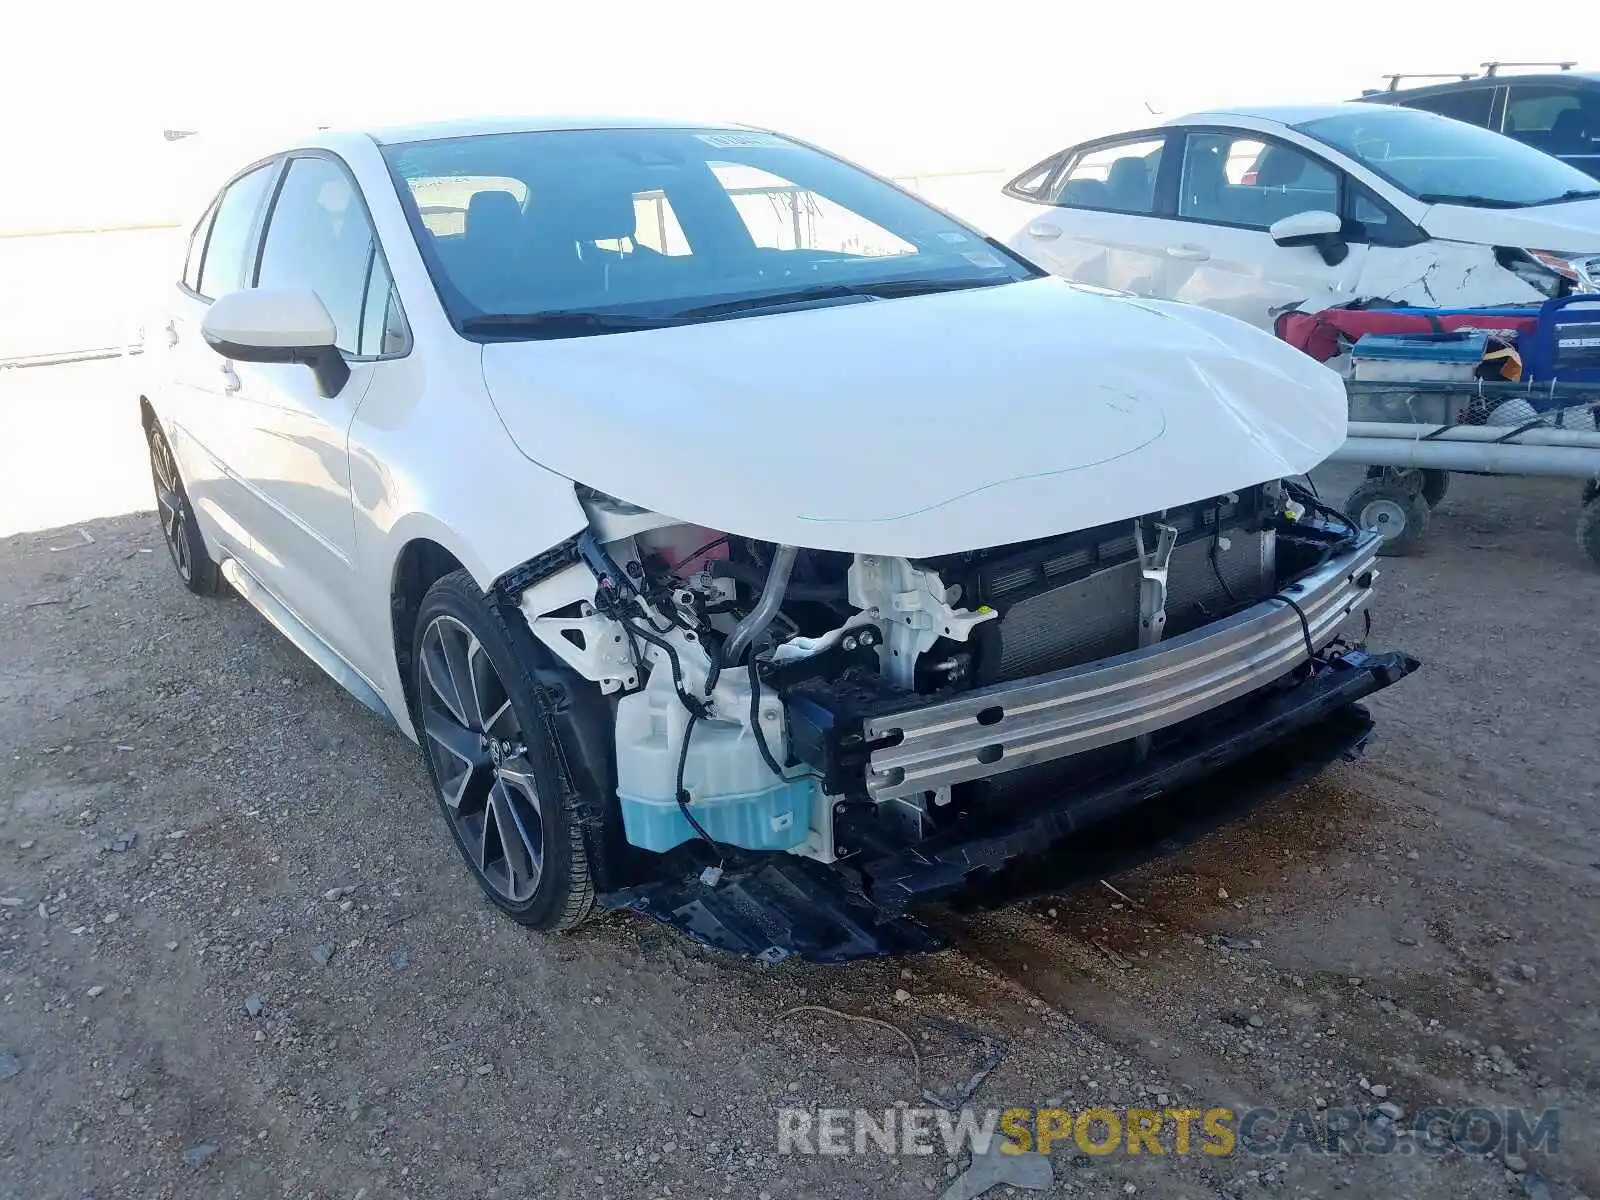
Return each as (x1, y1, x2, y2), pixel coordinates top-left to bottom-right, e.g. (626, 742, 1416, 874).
(1162, 102, 1379, 128)
(362, 114, 752, 146)
(1372, 71, 1600, 101)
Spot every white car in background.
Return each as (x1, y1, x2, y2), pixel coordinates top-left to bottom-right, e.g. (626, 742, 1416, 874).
(1003, 103, 1600, 329)
(138, 115, 1416, 961)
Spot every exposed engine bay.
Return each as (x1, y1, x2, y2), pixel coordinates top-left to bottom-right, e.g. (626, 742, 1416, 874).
(506, 480, 1418, 960)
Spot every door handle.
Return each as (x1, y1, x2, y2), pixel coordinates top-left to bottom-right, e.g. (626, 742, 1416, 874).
(164, 320, 179, 348)
(1165, 245, 1210, 261)
(1026, 222, 1061, 241)
(220, 362, 242, 394)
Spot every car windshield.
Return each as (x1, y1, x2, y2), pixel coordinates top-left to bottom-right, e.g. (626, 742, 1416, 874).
(382, 127, 1036, 337)
(1295, 107, 1599, 208)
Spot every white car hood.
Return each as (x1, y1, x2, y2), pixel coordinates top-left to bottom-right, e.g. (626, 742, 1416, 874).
(481, 277, 1345, 557)
(1420, 196, 1600, 251)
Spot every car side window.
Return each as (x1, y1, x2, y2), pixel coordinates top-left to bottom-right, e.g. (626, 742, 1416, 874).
(1002, 154, 1065, 202)
(181, 201, 216, 292)
(1046, 138, 1165, 214)
(1345, 183, 1422, 248)
(358, 257, 409, 358)
(255, 156, 381, 357)
(1404, 88, 1496, 128)
(1177, 133, 1337, 231)
(1504, 86, 1596, 156)
(195, 164, 277, 300)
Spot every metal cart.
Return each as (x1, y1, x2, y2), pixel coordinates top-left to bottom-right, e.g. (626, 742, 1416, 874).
(1324, 379, 1600, 567)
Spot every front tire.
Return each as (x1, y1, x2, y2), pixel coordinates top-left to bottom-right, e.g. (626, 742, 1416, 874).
(412, 569, 596, 930)
(147, 423, 219, 595)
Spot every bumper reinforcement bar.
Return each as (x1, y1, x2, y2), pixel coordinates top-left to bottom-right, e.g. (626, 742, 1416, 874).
(864, 531, 1383, 801)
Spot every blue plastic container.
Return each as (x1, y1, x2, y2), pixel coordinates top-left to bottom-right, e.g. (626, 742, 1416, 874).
(619, 776, 814, 853)
(1350, 332, 1488, 381)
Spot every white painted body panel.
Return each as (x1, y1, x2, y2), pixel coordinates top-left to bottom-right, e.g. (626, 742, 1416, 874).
(1006, 106, 1599, 330)
(481, 277, 1345, 558)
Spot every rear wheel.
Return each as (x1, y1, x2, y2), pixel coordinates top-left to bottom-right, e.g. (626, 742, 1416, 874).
(412, 569, 595, 930)
(147, 423, 219, 595)
(1345, 478, 1430, 557)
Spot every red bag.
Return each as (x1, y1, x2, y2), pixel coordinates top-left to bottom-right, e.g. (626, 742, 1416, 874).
(1275, 305, 1541, 363)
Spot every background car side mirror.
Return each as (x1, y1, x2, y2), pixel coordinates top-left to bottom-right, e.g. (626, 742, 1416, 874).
(201, 289, 351, 398)
(1268, 210, 1349, 266)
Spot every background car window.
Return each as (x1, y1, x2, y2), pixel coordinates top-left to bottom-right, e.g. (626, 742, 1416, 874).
(405, 176, 529, 238)
(1403, 88, 1496, 127)
(1003, 155, 1063, 201)
(256, 157, 377, 356)
(1504, 86, 1597, 157)
(1178, 134, 1337, 230)
(712, 163, 914, 256)
(181, 201, 216, 292)
(1047, 138, 1165, 213)
(595, 189, 691, 256)
(195, 165, 276, 300)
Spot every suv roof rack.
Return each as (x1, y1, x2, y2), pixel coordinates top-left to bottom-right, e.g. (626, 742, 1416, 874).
(1481, 60, 1576, 76)
(1380, 72, 1475, 92)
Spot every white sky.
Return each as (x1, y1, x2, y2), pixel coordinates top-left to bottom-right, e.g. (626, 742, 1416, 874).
(3, 0, 1589, 229)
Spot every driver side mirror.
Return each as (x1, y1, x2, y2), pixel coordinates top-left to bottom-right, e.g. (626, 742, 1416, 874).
(1268, 210, 1348, 266)
(201, 288, 351, 398)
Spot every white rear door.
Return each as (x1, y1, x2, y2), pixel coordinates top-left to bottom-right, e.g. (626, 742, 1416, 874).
(1005, 135, 1175, 298)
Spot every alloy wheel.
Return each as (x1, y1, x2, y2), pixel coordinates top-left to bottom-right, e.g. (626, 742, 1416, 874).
(149, 431, 191, 582)
(418, 614, 544, 903)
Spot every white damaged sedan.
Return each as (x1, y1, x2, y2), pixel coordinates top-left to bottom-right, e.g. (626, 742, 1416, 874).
(140, 116, 1417, 960)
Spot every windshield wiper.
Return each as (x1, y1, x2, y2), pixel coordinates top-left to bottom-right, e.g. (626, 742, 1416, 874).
(676, 276, 1004, 319)
(1415, 193, 1528, 209)
(459, 311, 685, 338)
(1534, 188, 1600, 205)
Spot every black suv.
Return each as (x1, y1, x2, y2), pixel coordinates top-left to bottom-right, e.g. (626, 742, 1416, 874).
(1360, 63, 1600, 178)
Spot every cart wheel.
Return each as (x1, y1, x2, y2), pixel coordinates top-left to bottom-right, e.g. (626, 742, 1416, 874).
(1578, 495, 1600, 571)
(1345, 479, 1430, 556)
(1364, 466, 1449, 507)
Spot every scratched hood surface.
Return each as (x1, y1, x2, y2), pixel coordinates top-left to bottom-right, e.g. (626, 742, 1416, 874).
(482, 277, 1345, 557)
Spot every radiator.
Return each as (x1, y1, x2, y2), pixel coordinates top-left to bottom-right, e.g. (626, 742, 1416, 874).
(992, 531, 1275, 680)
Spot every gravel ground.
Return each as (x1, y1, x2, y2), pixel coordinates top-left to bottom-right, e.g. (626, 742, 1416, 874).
(1, 363, 1597, 1199)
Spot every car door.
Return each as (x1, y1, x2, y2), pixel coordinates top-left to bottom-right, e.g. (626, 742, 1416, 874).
(1003, 133, 1176, 297)
(1156, 129, 1369, 329)
(161, 161, 281, 547)
(212, 152, 409, 679)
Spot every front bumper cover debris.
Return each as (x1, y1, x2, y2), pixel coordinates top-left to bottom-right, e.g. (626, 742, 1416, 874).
(601, 648, 1418, 963)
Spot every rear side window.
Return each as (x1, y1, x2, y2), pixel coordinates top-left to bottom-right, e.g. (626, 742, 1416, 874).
(196, 164, 276, 299)
(1403, 88, 1496, 127)
(256, 157, 379, 356)
(1047, 137, 1166, 214)
(1002, 155, 1064, 202)
(1504, 85, 1598, 156)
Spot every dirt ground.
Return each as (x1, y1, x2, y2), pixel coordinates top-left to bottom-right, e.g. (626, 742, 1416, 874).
(1, 361, 1597, 1199)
